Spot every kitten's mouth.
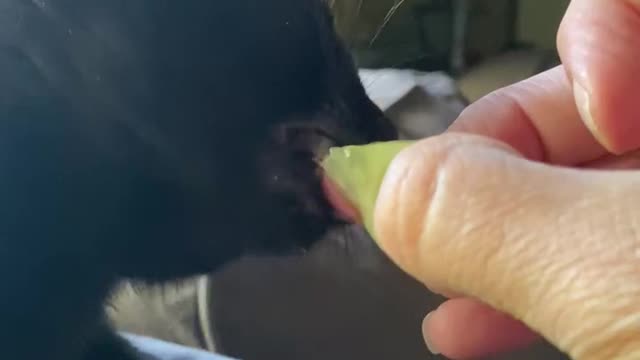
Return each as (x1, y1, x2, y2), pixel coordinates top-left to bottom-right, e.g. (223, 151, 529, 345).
(320, 174, 360, 223)
(262, 122, 353, 224)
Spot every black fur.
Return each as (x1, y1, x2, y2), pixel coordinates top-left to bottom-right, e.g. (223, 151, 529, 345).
(0, 0, 396, 358)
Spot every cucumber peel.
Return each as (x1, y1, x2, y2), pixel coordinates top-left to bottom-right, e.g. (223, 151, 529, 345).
(321, 140, 415, 242)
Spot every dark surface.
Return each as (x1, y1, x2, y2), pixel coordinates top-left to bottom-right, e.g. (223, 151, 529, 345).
(211, 226, 439, 360)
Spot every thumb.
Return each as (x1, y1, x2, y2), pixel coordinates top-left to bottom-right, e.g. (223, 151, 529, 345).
(374, 133, 640, 360)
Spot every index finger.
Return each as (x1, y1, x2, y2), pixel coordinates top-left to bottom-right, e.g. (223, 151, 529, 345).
(449, 66, 606, 165)
(451, 0, 640, 163)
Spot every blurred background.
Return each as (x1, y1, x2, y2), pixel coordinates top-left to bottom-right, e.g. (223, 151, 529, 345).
(331, 0, 567, 101)
(110, 2, 572, 360)
(328, 0, 569, 100)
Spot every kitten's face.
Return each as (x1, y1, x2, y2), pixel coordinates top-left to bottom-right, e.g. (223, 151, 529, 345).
(196, 0, 397, 265)
(0, 0, 396, 279)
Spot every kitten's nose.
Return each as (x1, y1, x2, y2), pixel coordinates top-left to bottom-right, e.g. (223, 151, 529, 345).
(321, 174, 360, 223)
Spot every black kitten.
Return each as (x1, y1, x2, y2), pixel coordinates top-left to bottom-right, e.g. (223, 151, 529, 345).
(0, 0, 396, 359)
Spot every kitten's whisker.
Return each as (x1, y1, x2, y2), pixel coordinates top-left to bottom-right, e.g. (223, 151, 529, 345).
(369, 0, 407, 47)
(355, 0, 363, 19)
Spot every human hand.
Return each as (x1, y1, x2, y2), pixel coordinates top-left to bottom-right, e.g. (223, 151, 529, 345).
(371, 0, 640, 359)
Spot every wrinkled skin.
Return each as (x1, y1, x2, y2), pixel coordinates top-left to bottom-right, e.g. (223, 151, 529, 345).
(0, 0, 396, 359)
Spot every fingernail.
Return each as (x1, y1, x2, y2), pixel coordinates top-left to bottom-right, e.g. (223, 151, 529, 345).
(573, 80, 610, 150)
(423, 312, 440, 355)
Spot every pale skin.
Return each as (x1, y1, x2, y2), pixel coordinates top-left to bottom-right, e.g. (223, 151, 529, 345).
(371, 0, 640, 359)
